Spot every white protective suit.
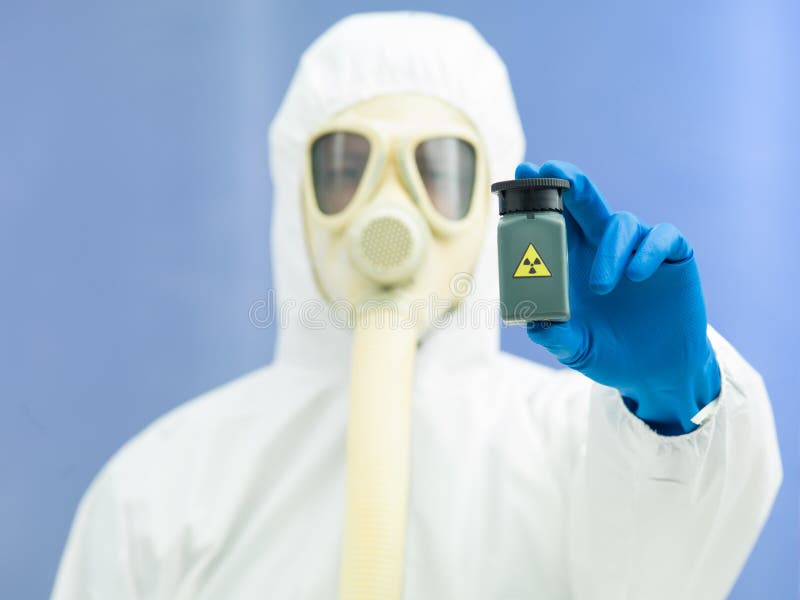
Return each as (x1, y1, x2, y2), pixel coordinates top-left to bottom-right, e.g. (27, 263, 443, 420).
(52, 12, 782, 600)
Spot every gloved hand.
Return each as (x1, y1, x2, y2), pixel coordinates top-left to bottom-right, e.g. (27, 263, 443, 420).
(519, 161, 721, 435)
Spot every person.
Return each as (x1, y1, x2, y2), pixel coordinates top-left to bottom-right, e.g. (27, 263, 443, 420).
(52, 12, 781, 600)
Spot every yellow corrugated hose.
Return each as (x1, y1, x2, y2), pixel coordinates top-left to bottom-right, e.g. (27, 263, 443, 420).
(339, 307, 417, 600)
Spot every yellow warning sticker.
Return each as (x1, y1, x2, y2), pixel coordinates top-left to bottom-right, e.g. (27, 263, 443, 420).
(513, 243, 552, 278)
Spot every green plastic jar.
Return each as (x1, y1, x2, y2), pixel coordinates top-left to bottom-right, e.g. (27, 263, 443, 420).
(491, 178, 571, 325)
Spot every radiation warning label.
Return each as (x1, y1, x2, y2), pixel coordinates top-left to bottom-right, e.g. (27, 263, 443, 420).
(512, 243, 552, 278)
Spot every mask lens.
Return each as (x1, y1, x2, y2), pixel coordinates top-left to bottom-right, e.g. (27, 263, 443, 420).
(311, 132, 371, 215)
(415, 137, 476, 220)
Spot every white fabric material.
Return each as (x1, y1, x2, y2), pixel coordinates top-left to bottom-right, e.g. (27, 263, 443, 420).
(690, 396, 721, 426)
(52, 12, 782, 600)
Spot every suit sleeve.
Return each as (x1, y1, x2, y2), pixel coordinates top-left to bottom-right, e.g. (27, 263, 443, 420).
(51, 466, 139, 600)
(567, 326, 782, 600)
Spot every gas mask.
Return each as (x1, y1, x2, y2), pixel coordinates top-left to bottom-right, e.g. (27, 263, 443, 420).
(301, 93, 490, 329)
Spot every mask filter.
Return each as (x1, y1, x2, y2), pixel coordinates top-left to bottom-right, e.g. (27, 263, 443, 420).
(347, 204, 429, 286)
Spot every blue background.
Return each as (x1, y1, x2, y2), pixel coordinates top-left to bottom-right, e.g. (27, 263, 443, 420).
(2, 1, 797, 598)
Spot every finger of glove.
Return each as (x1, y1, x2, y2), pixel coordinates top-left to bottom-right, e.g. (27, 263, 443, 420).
(625, 222, 694, 282)
(515, 162, 540, 178)
(589, 211, 646, 294)
(538, 161, 611, 245)
(527, 320, 585, 364)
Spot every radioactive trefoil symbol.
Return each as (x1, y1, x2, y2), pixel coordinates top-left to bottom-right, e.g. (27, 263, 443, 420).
(512, 243, 552, 278)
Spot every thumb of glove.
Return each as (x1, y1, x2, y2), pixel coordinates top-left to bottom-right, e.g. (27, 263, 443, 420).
(527, 320, 587, 366)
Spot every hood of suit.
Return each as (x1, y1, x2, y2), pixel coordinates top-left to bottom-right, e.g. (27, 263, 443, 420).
(267, 11, 525, 375)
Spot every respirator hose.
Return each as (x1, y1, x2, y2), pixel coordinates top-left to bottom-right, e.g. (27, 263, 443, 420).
(338, 307, 416, 600)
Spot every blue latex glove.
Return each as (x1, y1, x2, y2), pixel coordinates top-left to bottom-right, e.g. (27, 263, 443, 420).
(519, 161, 721, 435)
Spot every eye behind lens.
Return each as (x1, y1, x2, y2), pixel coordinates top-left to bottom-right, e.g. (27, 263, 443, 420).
(311, 132, 371, 215)
(414, 137, 476, 221)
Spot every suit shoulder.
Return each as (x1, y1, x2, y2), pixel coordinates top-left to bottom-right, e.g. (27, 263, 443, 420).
(98, 364, 302, 497)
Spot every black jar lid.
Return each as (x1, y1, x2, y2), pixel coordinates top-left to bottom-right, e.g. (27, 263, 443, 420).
(491, 178, 570, 215)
